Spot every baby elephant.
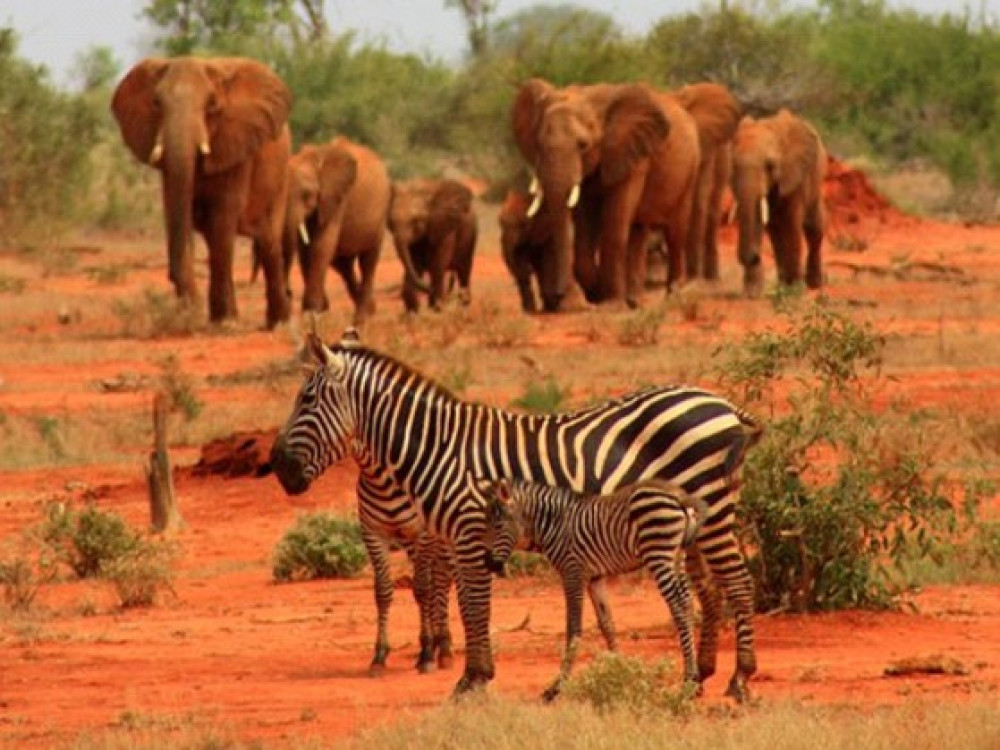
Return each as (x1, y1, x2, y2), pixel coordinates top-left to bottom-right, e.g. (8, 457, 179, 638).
(481, 478, 707, 701)
(388, 178, 477, 312)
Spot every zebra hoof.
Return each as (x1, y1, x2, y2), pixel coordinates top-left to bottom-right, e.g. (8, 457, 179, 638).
(541, 682, 562, 702)
(415, 659, 435, 674)
(724, 675, 751, 704)
(452, 672, 489, 697)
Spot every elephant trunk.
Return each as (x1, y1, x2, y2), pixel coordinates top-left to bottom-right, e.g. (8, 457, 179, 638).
(393, 235, 431, 296)
(161, 116, 200, 302)
(734, 175, 768, 297)
(534, 154, 582, 310)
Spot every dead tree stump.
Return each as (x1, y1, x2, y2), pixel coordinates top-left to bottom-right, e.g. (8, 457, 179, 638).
(147, 391, 184, 533)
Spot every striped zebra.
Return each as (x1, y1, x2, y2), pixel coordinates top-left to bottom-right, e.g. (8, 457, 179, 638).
(270, 328, 762, 698)
(480, 477, 708, 700)
(353, 458, 454, 675)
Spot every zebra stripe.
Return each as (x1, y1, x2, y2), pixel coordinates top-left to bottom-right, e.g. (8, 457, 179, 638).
(270, 331, 761, 698)
(482, 477, 706, 700)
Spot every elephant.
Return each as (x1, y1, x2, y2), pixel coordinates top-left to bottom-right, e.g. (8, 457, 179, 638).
(111, 56, 293, 328)
(283, 137, 390, 324)
(673, 83, 743, 282)
(731, 109, 828, 297)
(498, 188, 558, 313)
(387, 179, 477, 313)
(511, 79, 701, 309)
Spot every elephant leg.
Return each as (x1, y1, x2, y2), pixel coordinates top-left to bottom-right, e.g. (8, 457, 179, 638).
(428, 235, 455, 310)
(202, 202, 241, 323)
(332, 255, 362, 304)
(771, 203, 804, 286)
(803, 199, 825, 289)
(256, 230, 291, 329)
(597, 181, 643, 303)
(573, 206, 599, 301)
(663, 217, 690, 294)
(302, 216, 345, 313)
(685, 157, 713, 281)
(402, 273, 421, 313)
(703, 149, 731, 282)
(625, 225, 650, 308)
(355, 245, 380, 323)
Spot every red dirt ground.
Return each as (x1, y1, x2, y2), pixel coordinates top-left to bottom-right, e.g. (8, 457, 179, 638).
(2, 174, 1000, 746)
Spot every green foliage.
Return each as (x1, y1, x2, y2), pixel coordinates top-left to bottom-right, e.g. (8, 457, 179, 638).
(561, 652, 693, 716)
(38, 502, 142, 579)
(272, 512, 367, 581)
(510, 376, 569, 414)
(714, 299, 988, 612)
(503, 551, 552, 577)
(0, 29, 101, 239)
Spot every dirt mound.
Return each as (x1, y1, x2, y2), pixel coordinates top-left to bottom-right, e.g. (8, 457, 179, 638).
(824, 155, 912, 230)
(191, 428, 278, 478)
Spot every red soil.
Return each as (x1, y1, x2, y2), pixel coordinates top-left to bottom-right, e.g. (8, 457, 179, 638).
(2, 178, 1000, 746)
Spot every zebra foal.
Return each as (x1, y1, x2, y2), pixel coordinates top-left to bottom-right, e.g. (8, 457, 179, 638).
(481, 478, 707, 700)
(270, 328, 761, 698)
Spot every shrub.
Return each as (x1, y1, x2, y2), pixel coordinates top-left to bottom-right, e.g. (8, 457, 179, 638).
(510, 377, 570, 414)
(0, 549, 57, 611)
(39, 502, 140, 579)
(101, 541, 176, 608)
(561, 652, 693, 716)
(272, 513, 367, 582)
(713, 299, 989, 612)
(111, 288, 203, 340)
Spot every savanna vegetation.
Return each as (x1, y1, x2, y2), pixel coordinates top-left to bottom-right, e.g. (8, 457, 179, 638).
(4, 0, 1000, 243)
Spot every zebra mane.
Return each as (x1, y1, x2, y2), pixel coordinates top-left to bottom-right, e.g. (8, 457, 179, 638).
(333, 343, 460, 402)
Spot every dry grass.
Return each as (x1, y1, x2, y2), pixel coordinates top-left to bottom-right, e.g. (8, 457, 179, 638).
(342, 696, 1000, 750)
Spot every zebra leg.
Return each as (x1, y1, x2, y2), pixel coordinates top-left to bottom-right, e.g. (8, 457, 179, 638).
(647, 556, 701, 692)
(409, 537, 437, 674)
(451, 534, 495, 696)
(543, 567, 585, 702)
(685, 546, 723, 684)
(586, 576, 618, 651)
(362, 525, 394, 677)
(431, 538, 456, 669)
(700, 530, 757, 703)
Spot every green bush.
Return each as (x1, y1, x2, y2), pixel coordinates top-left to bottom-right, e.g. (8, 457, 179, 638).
(561, 652, 693, 716)
(503, 551, 552, 577)
(39, 502, 141, 579)
(272, 513, 367, 582)
(510, 377, 570, 414)
(714, 299, 990, 612)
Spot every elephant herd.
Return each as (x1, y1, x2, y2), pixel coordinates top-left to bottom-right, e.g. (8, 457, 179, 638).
(110, 55, 829, 328)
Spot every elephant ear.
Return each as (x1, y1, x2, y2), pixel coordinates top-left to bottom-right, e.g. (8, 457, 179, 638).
(203, 58, 292, 174)
(111, 58, 170, 164)
(775, 110, 820, 197)
(427, 180, 473, 244)
(673, 83, 743, 150)
(511, 78, 555, 166)
(601, 85, 670, 186)
(317, 145, 358, 227)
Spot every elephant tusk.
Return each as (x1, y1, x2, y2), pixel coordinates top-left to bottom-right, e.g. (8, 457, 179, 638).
(566, 183, 580, 209)
(199, 141, 211, 156)
(760, 197, 769, 227)
(149, 142, 163, 165)
(526, 192, 543, 218)
(298, 222, 310, 245)
(529, 175, 540, 195)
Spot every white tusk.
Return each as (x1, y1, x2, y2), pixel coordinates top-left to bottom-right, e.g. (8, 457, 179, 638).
(726, 200, 737, 226)
(199, 141, 211, 156)
(566, 183, 580, 209)
(526, 193, 543, 218)
(760, 197, 769, 226)
(299, 222, 310, 244)
(529, 175, 540, 195)
(149, 141, 163, 165)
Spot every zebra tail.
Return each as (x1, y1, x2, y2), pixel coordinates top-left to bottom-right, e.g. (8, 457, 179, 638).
(721, 408, 764, 481)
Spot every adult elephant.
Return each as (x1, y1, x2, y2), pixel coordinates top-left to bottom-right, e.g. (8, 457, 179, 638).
(674, 83, 743, 282)
(388, 179, 477, 313)
(112, 56, 292, 327)
(731, 109, 828, 297)
(511, 79, 700, 309)
(284, 137, 390, 324)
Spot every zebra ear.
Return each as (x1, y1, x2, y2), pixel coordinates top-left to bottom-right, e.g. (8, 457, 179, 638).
(306, 333, 346, 378)
(340, 327, 362, 348)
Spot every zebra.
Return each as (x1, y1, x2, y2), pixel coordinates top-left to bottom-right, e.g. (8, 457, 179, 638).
(353, 457, 454, 676)
(270, 328, 762, 699)
(479, 477, 708, 700)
